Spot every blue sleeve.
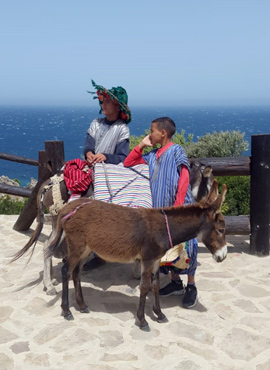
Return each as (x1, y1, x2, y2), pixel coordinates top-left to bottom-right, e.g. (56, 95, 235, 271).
(174, 145, 190, 170)
(104, 139, 130, 164)
(84, 133, 96, 157)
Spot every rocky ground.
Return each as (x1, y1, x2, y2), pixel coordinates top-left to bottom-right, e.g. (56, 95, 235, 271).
(0, 215, 270, 370)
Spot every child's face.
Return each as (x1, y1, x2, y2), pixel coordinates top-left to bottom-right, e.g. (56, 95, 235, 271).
(101, 97, 120, 117)
(149, 122, 164, 146)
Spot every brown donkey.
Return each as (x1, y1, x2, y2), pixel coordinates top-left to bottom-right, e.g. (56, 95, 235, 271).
(46, 180, 227, 330)
(12, 162, 214, 295)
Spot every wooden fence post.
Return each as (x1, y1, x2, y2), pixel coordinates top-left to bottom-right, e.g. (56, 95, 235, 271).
(44, 140, 65, 174)
(13, 141, 65, 231)
(250, 134, 270, 256)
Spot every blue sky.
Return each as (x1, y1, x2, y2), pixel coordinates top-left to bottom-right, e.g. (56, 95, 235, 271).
(1, 0, 270, 107)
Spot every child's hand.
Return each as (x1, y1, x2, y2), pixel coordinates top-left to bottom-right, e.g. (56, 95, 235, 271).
(139, 134, 153, 149)
(86, 151, 95, 165)
(92, 153, 106, 164)
(86, 151, 106, 165)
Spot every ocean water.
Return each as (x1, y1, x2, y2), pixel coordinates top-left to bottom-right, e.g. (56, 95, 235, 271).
(0, 105, 269, 186)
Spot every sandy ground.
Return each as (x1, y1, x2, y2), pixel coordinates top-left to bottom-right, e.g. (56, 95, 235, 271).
(0, 214, 270, 370)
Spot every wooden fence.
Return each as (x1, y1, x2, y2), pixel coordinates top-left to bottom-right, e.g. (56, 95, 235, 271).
(1, 134, 270, 256)
(0, 141, 65, 231)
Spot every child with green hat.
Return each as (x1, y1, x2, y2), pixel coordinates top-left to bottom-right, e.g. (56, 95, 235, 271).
(84, 80, 131, 167)
(63, 80, 132, 269)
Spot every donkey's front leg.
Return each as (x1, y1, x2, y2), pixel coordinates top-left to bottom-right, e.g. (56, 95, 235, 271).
(61, 260, 73, 320)
(151, 260, 167, 323)
(137, 262, 152, 330)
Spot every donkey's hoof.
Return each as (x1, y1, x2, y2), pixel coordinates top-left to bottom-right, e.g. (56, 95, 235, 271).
(157, 315, 168, 323)
(64, 313, 74, 321)
(137, 318, 150, 332)
(80, 307, 90, 314)
(140, 323, 150, 332)
(46, 288, 58, 296)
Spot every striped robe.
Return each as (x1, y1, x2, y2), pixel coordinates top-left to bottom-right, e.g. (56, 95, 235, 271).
(143, 144, 198, 276)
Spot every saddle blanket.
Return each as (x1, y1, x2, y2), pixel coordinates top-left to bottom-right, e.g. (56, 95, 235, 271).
(93, 163, 152, 208)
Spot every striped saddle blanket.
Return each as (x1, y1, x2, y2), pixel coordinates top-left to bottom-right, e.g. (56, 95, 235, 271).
(93, 163, 152, 208)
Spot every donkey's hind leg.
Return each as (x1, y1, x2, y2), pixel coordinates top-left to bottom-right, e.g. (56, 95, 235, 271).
(72, 261, 89, 314)
(61, 259, 73, 320)
(151, 260, 167, 323)
(43, 235, 57, 295)
(43, 216, 60, 295)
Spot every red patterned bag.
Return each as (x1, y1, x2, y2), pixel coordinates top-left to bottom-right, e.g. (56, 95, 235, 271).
(63, 158, 92, 192)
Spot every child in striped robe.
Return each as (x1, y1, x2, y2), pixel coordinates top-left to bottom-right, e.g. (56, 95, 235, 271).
(124, 116, 198, 309)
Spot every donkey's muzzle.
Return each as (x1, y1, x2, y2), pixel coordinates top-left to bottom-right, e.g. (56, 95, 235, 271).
(213, 245, 227, 263)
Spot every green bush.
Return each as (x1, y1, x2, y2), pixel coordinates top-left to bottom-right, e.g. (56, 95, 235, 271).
(217, 176, 250, 216)
(0, 196, 28, 215)
(185, 130, 248, 158)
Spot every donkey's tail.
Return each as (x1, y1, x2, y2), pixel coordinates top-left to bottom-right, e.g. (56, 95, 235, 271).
(11, 187, 47, 263)
(44, 213, 64, 260)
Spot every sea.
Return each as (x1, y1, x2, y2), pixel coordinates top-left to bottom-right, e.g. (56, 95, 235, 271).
(0, 105, 269, 186)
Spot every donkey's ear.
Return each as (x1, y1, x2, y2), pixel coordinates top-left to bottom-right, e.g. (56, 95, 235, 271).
(202, 166, 213, 178)
(211, 184, 227, 214)
(207, 179, 219, 203)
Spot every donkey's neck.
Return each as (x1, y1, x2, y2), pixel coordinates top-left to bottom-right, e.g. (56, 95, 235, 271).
(164, 205, 206, 245)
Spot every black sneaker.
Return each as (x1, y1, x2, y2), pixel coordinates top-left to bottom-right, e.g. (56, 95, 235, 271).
(159, 280, 185, 297)
(182, 284, 198, 308)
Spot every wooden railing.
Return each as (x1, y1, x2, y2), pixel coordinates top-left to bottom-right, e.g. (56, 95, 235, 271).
(0, 141, 65, 231)
(1, 135, 270, 256)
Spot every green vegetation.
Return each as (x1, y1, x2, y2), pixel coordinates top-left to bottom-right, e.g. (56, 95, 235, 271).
(217, 176, 250, 216)
(0, 195, 28, 215)
(184, 130, 248, 158)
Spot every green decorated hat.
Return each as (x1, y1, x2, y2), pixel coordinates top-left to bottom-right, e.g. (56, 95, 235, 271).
(89, 80, 131, 123)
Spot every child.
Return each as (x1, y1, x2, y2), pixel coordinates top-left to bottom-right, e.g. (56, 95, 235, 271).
(64, 79, 131, 203)
(124, 117, 198, 308)
(64, 80, 131, 270)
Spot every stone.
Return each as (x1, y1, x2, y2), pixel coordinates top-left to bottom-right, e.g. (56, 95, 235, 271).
(0, 353, 14, 370)
(166, 321, 214, 345)
(102, 352, 138, 362)
(100, 330, 124, 348)
(0, 306, 14, 324)
(236, 283, 269, 298)
(234, 299, 261, 313)
(221, 328, 270, 360)
(10, 341, 30, 354)
(24, 353, 50, 367)
(144, 344, 168, 360)
(0, 326, 18, 344)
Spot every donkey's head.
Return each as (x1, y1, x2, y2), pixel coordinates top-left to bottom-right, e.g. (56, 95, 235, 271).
(200, 180, 227, 263)
(190, 161, 214, 203)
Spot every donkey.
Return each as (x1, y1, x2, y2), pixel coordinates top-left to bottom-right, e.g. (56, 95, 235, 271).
(12, 162, 214, 295)
(45, 180, 227, 330)
(190, 161, 214, 202)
